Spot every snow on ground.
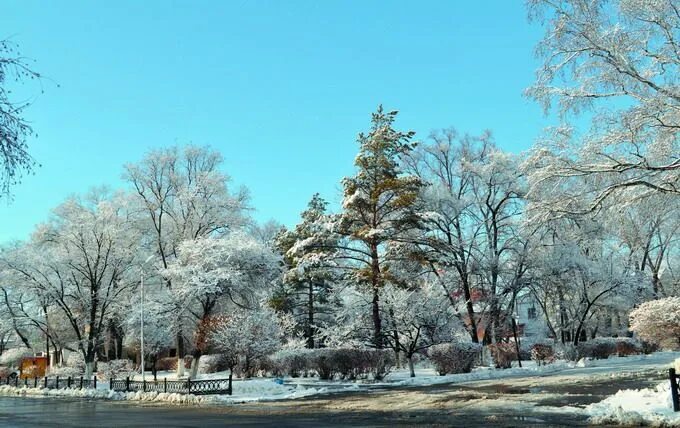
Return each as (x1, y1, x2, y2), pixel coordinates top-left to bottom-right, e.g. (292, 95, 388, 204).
(586, 381, 680, 426)
(0, 352, 677, 408)
(0, 379, 326, 405)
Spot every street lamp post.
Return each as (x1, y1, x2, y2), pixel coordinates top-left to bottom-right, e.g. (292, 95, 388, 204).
(140, 256, 154, 382)
(140, 270, 145, 382)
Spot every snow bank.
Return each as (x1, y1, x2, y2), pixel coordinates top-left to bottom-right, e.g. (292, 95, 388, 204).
(384, 360, 573, 387)
(586, 381, 680, 426)
(0, 379, 326, 405)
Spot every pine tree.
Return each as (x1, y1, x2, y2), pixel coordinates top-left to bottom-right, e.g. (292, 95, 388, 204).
(337, 106, 423, 348)
(275, 193, 338, 348)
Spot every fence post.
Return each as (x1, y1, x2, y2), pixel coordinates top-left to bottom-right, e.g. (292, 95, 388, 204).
(34, 377, 37, 388)
(143, 379, 146, 392)
(93, 376, 97, 389)
(670, 368, 679, 412)
(110, 377, 113, 391)
(15, 376, 18, 387)
(55, 376, 59, 389)
(44, 376, 47, 389)
(188, 379, 191, 394)
(24, 377, 27, 387)
(126, 376, 130, 392)
(164, 378, 167, 393)
(67, 376, 72, 388)
(80, 376, 83, 389)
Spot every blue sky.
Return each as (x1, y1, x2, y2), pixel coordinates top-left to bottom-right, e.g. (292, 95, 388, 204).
(1, 1, 550, 242)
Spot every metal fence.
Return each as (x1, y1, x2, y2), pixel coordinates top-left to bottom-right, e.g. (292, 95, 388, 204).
(0, 375, 231, 395)
(670, 368, 680, 411)
(109, 377, 231, 395)
(1, 376, 97, 390)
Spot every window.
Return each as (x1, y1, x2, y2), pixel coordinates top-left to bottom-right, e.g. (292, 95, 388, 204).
(527, 307, 537, 320)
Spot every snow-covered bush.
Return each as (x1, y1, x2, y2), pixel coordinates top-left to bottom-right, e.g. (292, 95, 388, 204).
(554, 343, 579, 361)
(0, 366, 14, 378)
(577, 338, 618, 360)
(156, 356, 192, 371)
(305, 348, 394, 380)
(66, 352, 85, 369)
(488, 343, 517, 369)
(530, 344, 555, 366)
(0, 348, 32, 368)
(427, 343, 481, 375)
(640, 340, 660, 355)
(197, 354, 226, 374)
(156, 357, 176, 371)
(630, 297, 680, 349)
(97, 359, 136, 380)
(267, 349, 314, 377)
(211, 306, 285, 378)
(49, 365, 82, 377)
(615, 338, 642, 357)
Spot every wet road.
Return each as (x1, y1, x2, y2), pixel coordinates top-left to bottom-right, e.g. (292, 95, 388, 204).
(0, 368, 666, 427)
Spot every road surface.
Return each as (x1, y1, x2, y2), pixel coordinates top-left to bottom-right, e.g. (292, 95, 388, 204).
(0, 362, 669, 427)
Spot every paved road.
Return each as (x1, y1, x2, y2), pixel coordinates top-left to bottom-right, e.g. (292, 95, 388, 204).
(0, 367, 667, 427)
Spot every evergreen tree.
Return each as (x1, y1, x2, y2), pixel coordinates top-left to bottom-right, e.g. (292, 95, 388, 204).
(275, 193, 338, 348)
(336, 106, 424, 348)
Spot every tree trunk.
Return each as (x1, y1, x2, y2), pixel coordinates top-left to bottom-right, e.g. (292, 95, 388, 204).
(307, 280, 314, 349)
(369, 242, 383, 349)
(407, 356, 415, 378)
(189, 354, 200, 379)
(228, 368, 233, 395)
(84, 360, 94, 380)
(176, 333, 185, 377)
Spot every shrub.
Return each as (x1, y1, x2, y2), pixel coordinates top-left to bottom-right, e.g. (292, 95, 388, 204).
(268, 349, 314, 377)
(576, 338, 618, 360)
(363, 349, 394, 381)
(66, 352, 85, 369)
(49, 365, 82, 377)
(305, 348, 395, 381)
(615, 338, 642, 357)
(530, 344, 555, 366)
(198, 354, 232, 374)
(97, 359, 136, 380)
(156, 357, 175, 371)
(641, 340, 660, 355)
(427, 343, 481, 375)
(488, 342, 517, 369)
(0, 366, 15, 378)
(0, 348, 32, 368)
(156, 356, 192, 371)
(554, 343, 579, 361)
(630, 297, 680, 348)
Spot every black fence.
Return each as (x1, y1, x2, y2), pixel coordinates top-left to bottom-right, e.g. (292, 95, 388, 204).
(1, 376, 97, 390)
(670, 368, 680, 411)
(109, 377, 231, 395)
(0, 375, 231, 395)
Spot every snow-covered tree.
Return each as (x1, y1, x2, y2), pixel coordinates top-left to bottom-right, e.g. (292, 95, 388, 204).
(0, 190, 141, 378)
(333, 106, 424, 348)
(525, 0, 679, 214)
(404, 129, 528, 343)
(630, 297, 680, 349)
(210, 305, 286, 388)
(162, 232, 280, 378)
(124, 145, 250, 375)
(0, 39, 42, 198)
(275, 194, 339, 348)
(123, 300, 174, 379)
(381, 284, 461, 377)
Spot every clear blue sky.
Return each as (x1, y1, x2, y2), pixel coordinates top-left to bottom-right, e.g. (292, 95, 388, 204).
(1, 1, 550, 243)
